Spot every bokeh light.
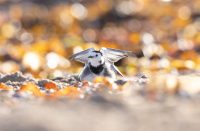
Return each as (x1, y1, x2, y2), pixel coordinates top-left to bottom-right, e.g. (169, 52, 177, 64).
(0, 1, 200, 130)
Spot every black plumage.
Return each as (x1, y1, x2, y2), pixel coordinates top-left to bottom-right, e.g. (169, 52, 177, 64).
(89, 63, 105, 74)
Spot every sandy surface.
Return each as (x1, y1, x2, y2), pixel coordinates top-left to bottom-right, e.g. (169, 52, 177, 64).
(0, 93, 200, 131)
(0, 72, 200, 131)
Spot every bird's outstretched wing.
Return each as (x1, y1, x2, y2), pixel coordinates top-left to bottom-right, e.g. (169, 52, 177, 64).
(69, 48, 95, 63)
(111, 64, 124, 77)
(100, 47, 134, 63)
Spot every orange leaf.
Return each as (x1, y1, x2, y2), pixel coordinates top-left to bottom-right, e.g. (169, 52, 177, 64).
(20, 83, 44, 97)
(0, 83, 12, 90)
(93, 77, 113, 89)
(93, 76, 107, 83)
(44, 82, 58, 91)
(55, 86, 80, 98)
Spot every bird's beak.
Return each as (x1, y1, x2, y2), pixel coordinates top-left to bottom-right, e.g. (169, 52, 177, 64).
(88, 56, 93, 58)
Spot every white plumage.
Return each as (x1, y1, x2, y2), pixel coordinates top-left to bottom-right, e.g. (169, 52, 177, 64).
(69, 47, 133, 81)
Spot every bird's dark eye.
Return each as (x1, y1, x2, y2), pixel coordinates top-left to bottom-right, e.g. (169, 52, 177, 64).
(96, 54, 98, 57)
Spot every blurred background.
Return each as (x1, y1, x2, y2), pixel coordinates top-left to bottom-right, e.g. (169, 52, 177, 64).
(0, 1, 200, 131)
(1, 0, 200, 77)
(1, 0, 200, 93)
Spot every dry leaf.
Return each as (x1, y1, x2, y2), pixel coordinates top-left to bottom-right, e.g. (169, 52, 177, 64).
(0, 83, 12, 90)
(55, 86, 81, 98)
(20, 83, 44, 97)
(44, 82, 58, 91)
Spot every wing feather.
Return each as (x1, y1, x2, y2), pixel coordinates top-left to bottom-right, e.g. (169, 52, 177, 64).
(100, 47, 133, 63)
(111, 65, 124, 77)
(69, 48, 95, 63)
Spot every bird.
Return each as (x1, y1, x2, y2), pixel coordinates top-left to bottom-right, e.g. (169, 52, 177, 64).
(69, 47, 133, 82)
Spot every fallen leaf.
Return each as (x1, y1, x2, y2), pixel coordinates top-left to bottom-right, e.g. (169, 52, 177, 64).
(0, 83, 12, 90)
(44, 82, 58, 91)
(19, 83, 44, 97)
(55, 86, 81, 98)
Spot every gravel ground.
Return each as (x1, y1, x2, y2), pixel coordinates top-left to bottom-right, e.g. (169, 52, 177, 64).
(0, 72, 200, 131)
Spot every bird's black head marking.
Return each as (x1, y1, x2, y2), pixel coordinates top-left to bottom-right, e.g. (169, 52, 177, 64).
(92, 51, 103, 56)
